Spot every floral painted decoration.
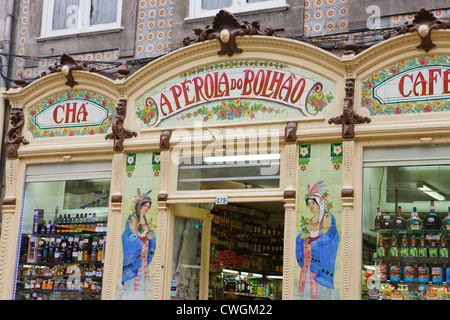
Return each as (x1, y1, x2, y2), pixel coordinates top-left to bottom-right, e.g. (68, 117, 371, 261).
(330, 143, 342, 170)
(299, 145, 311, 171)
(362, 55, 450, 115)
(28, 90, 116, 138)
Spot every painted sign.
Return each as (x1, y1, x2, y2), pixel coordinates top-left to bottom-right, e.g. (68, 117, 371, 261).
(362, 55, 450, 115)
(28, 90, 116, 138)
(136, 61, 335, 127)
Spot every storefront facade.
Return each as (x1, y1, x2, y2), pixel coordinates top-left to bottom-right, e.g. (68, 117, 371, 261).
(0, 9, 449, 300)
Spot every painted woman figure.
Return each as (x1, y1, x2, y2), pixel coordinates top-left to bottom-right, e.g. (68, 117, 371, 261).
(296, 181, 339, 299)
(122, 189, 156, 295)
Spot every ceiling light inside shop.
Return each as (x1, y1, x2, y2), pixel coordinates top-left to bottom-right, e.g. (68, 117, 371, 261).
(416, 182, 446, 201)
(204, 154, 280, 163)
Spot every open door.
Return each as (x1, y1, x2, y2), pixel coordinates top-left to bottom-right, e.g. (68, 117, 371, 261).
(168, 203, 211, 300)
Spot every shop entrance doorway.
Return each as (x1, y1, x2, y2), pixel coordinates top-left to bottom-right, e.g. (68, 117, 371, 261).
(169, 201, 285, 300)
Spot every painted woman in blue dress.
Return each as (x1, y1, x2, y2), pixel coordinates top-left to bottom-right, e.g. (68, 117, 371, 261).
(121, 189, 156, 299)
(296, 181, 339, 300)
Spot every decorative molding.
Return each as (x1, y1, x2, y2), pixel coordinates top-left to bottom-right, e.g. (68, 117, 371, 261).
(383, 8, 450, 52)
(183, 10, 275, 57)
(110, 195, 123, 203)
(105, 99, 137, 151)
(284, 122, 298, 142)
(47, 53, 97, 88)
(283, 190, 296, 199)
(328, 79, 371, 139)
(159, 130, 172, 150)
(157, 193, 168, 202)
(5, 108, 29, 158)
(341, 189, 354, 198)
(2, 198, 16, 206)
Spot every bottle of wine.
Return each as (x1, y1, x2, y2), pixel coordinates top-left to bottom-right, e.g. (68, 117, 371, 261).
(407, 207, 423, 230)
(392, 206, 406, 229)
(424, 200, 442, 230)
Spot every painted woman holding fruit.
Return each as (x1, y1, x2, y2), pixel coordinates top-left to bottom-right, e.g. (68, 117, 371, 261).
(296, 181, 339, 299)
(121, 189, 156, 297)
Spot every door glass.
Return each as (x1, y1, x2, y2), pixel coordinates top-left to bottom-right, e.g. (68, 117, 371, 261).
(171, 217, 203, 300)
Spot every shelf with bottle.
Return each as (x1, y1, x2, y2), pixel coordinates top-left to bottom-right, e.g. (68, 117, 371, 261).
(34, 208, 108, 236)
(374, 202, 450, 233)
(222, 272, 275, 299)
(211, 207, 284, 238)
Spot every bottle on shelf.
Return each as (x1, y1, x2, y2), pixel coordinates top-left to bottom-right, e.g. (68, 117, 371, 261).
(392, 206, 406, 229)
(382, 213, 391, 229)
(374, 207, 382, 230)
(418, 233, 428, 258)
(442, 207, 450, 231)
(423, 200, 442, 230)
(428, 238, 438, 258)
(407, 207, 423, 230)
(376, 232, 386, 258)
(439, 233, 448, 258)
(389, 233, 398, 257)
(409, 234, 418, 258)
(400, 233, 409, 257)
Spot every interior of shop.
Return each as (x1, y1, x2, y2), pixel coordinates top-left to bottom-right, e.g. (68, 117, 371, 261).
(362, 162, 450, 300)
(171, 201, 285, 300)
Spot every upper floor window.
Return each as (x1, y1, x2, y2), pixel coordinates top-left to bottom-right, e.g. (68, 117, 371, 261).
(40, 0, 123, 39)
(187, 0, 288, 21)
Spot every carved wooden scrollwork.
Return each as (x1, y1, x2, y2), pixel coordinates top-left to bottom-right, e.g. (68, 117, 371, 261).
(384, 8, 450, 52)
(5, 107, 29, 157)
(47, 53, 97, 88)
(328, 79, 371, 139)
(105, 99, 137, 151)
(183, 10, 275, 56)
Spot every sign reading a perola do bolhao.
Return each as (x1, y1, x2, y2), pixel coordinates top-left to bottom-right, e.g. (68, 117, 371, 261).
(28, 90, 116, 138)
(362, 55, 450, 115)
(136, 61, 336, 128)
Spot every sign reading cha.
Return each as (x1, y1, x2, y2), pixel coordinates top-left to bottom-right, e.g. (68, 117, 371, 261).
(374, 66, 450, 104)
(34, 99, 109, 129)
(145, 67, 325, 127)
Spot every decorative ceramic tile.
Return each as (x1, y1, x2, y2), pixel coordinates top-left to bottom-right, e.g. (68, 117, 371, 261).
(27, 90, 116, 138)
(361, 55, 450, 115)
(304, 0, 349, 37)
(135, 60, 336, 128)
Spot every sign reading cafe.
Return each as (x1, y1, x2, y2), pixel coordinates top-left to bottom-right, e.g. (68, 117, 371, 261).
(362, 55, 450, 115)
(136, 61, 336, 127)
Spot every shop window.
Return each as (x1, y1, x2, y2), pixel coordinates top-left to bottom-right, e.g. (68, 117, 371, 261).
(40, 0, 123, 38)
(177, 153, 280, 190)
(14, 161, 111, 300)
(209, 202, 284, 300)
(187, 0, 288, 20)
(362, 145, 450, 300)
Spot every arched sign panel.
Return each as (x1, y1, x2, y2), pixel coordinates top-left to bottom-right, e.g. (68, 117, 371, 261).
(362, 55, 450, 115)
(136, 60, 336, 128)
(28, 90, 116, 138)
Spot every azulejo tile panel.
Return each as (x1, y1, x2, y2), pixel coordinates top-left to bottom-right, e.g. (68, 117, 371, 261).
(27, 90, 116, 138)
(135, 60, 336, 128)
(361, 55, 450, 116)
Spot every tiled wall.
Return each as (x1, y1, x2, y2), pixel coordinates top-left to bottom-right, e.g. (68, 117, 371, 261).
(116, 151, 161, 300)
(295, 142, 342, 300)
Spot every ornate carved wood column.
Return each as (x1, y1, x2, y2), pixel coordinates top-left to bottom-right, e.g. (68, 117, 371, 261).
(101, 153, 126, 299)
(152, 134, 171, 299)
(0, 158, 22, 299)
(282, 122, 298, 300)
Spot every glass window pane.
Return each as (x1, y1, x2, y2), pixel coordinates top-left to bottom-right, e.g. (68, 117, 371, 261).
(247, 0, 272, 3)
(52, 0, 80, 30)
(201, 0, 232, 10)
(171, 217, 203, 300)
(177, 154, 280, 190)
(14, 177, 110, 300)
(362, 163, 450, 300)
(90, 0, 118, 25)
